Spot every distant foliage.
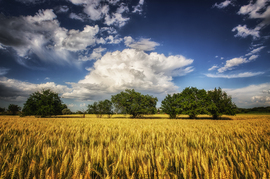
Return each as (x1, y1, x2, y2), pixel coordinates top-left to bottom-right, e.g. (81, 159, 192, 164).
(161, 87, 236, 119)
(0, 107, 6, 113)
(111, 89, 158, 118)
(62, 108, 72, 115)
(8, 104, 21, 115)
(22, 89, 66, 117)
(87, 99, 113, 118)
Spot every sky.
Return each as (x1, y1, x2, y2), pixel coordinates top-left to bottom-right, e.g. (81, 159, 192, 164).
(0, 0, 270, 112)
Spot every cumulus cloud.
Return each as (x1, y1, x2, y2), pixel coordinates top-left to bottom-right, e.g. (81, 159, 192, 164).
(218, 57, 248, 73)
(208, 65, 218, 71)
(0, 77, 71, 102)
(0, 10, 101, 66)
(232, 25, 260, 39)
(205, 72, 264, 78)
(225, 83, 270, 107)
(0, 67, 9, 76)
(124, 36, 160, 51)
(100, 27, 117, 34)
(62, 49, 194, 100)
(54, 25, 99, 52)
(238, 0, 270, 29)
(213, 0, 232, 9)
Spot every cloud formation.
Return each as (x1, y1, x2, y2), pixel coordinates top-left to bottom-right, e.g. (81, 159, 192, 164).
(62, 49, 194, 100)
(232, 25, 260, 39)
(225, 83, 270, 107)
(0, 77, 71, 102)
(124, 36, 160, 51)
(217, 57, 248, 73)
(205, 72, 264, 78)
(213, 0, 232, 9)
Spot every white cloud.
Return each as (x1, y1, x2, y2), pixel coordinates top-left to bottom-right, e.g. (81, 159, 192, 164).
(232, 25, 260, 39)
(213, 0, 232, 9)
(208, 65, 218, 71)
(62, 49, 194, 100)
(0, 77, 71, 102)
(54, 25, 99, 52)
(225, 83, 270, 108)
(100, 27, 117, 34)
(0, 9, 102, 66)
(245, 46, 265, 56)
(56, 6, 69, 13)
(84, 4, 109, 21)
(132, 0, 144, 14)
(124, 36, 160, 51)
(205, 72, 264, 78)
(105, 35, 123, 44)
(44, 77, 50, 80)
(68, 103, 76, 108)
(69, 13, 85, 22)
(249, 55, 259, 61)
(218, 57, 248, 73)
(80, 103, 86, 107)
(104, 13, 130, 27)
(238, 0, 270, 28)
(0, 67, 9, 76)
(79, 47, 106, 61)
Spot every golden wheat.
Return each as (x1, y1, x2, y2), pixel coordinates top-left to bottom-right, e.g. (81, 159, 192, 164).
(0, 114, 269, 178)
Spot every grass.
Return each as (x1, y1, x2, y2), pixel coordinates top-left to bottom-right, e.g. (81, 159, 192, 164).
(0, 114, 270, 178)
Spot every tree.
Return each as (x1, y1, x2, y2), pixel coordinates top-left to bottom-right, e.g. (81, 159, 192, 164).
(87, 99, 113, 118)
(62, 108, 72, 115)
(111, 89, 158, 118)
(22, 89, 66, 117)
(160, 93, 182, 119)
(180, 87, 209, 119)
(0, 107, 5, 113)
(207, 87, 236, 119)
(8, 104, 21, 115)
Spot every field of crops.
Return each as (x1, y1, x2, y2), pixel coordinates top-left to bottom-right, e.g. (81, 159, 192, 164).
(0, 114, 270, 179)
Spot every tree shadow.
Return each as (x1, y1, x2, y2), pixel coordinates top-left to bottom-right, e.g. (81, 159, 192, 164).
(112, 115, 233, 120)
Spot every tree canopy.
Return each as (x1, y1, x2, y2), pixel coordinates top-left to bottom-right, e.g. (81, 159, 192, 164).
(22, 89, 66, 117)
(87, 99, 113, 118)
(161, 87, 236, 119)
(111, 89, 158, 118)
(207, 87, 236, 119)
(8, 104, 21, 115)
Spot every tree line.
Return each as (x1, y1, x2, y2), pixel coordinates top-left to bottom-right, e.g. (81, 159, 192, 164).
(0, 87, 237, 119)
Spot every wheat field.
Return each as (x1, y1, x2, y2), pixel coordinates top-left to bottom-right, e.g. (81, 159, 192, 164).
(0, 114, 269, 179)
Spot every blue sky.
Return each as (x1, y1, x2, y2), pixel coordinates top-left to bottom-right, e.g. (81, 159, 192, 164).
(0, 0, 270, 111)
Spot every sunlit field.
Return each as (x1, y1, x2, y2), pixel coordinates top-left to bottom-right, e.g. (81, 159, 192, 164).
(0, 114, 270, 178)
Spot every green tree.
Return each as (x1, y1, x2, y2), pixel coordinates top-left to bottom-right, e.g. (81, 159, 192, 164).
(160, 93, 182, 119)
(111, 89, 158, 118)
(87, 99, 113, 118)
(8, 104, 21, 115)
(207, 87, 236, 119)
(62, 108, 72, 115)
(22, 89, 66, 117)
(180, 87, 209, 119)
